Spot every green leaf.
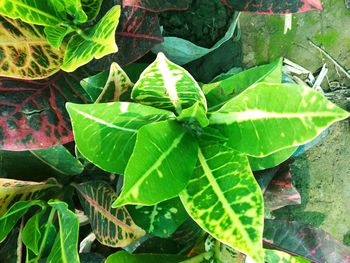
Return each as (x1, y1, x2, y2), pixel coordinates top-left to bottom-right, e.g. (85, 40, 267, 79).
(177, 102, 209, 128)
(80, 70, 109, 101)
(180, 143, 264, 263)
(131, 52, 207, 115)
(248, 147, 297, 171)
(105, 250, 186, 263)
(44, 25, 73, 49)
(0, 16, 64, 79)
(22, 210, 44, 255)
(95, 62, 133, 103)
(74, 181, 145, 247)
(50, 0, 87, 24)
(0, 178, 60, 216)
(203, 58, 283, 112)
(210, 83, 350, 157)
(66, 102, 174, 174)
(31, 145, 84, 175)
(0, 1, 63, 26)
(113, 120, 198, 207)
(0, 200, 45, 242)
(61, 5, 121, 72)
(127, 197, 188, 238)
(46, 200, 80, 263)
(81, 0, 104, 21)
(265, 249, 309, 263)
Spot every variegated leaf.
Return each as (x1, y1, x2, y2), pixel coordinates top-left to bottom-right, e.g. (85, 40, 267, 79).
(177, 102, 209, 128)
(180, 143, 264, 263)
(265, 249, 309, 263)
(81, 0, 104, 21)
(44, 25, 73, 50)
(0, 71, 90, 150)
(0, 1, 64, 26)
(0, 16, 64, 79)
(113, 120, 199, 207)
(127, 197, 188, 238)
(203, 58, 282, 112)
(95, 62, 133, 103)
(210, 83, 350, 157)
(0, 178, 59, 216)
(66, 102, 174, 174)
(74, 181, 145, 247)
(131, 53, 207, 115)
(61, 5, 121, 72)
(50, 0, 87, 24)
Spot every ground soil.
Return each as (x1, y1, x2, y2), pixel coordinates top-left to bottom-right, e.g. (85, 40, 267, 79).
(159, 0, 232, 48)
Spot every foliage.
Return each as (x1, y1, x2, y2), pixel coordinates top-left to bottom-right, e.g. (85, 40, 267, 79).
(0, 1, 349, 263)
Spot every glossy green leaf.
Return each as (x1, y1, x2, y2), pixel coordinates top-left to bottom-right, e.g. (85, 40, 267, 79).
(95, 62, 133, 103)
(113, 120, 198, 207)
(74, 181, 145, 247)
(248, 147, 297, 171)
(66, 102, 174, 174)
(106, 250, 186, 263)
(44, 25, 73, 49)
(0, 1, 64, 26)
(61, 5, 121, 72)
(80, 71, 109, 101)
(177, 102, 209, 128)
(31, 145, 84, 175)
(0, 200, 45, 242)
(180, 143, 264, 263)
(131, 52, 207, 115)
(46, 200, 80, 263)
(203, 58, 283, 112)
(81, 0, 104, 21)
(0, 178, 59, 216)
(22, 210, 44, 255)
(50, 0, 87, 24)
(265, 249, 310, 263)
(0, 16, 64, 79)
(210, 83, 350, 157)
(127, 197, 188, 238)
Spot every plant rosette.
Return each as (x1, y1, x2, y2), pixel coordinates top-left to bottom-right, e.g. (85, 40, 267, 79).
(66, 52, 350, 262)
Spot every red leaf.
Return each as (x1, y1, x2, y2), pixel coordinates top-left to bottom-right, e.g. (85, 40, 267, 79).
(0, 72, 90, 150)
(222, 0, 323, 14)
(264, 219, 350, 263)
(123, 0, 189, 12)
(264, 163, 301, 211)
(91, 7, 163, 69)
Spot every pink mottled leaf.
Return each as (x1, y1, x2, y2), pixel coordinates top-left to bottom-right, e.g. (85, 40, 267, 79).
(264, 163, 301, 211)
(264, 219, 350, 263)
(123, 0, 190, 12)
(0, 72, 90, 150)
(222, 0, 323, 14)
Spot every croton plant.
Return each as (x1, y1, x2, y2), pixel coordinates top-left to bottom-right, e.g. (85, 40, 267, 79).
(1, 0, 349, 263)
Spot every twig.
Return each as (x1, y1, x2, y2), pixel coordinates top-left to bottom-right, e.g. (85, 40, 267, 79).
(308, 38, 350, 79)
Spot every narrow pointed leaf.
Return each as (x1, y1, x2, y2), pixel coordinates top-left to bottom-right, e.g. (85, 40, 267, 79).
(203, 58, 282, 112)
(263, 219, 350, 263)
(223, 0, 323, 14)
(95, 62, 133, 103)
(123, 0, 189, 12)
(81, 0, 104, 21)
(131, 52, 207, 115)
(210, 83, 350, 157)
(30, 145, 84, 175)
(66, 102, 173, 174)
(180, 143, 264, 263)
(22, 210, 44, 255)
(0, 16, 64, 79)
(47, 200, 80, 263)
(248, 147, 297, 171)
(80, 70, 109, 101)
(127, 197, 188, 238)
(0, 178, 59, 216)
(0, 200, 45, 242)
(74, 181, 145, 247)
(0, 1, 64, 26)
(113, 120, 198, 207)
(61, 5, 121, 72)
(265, 249, 309, 263)
(0, 71, 90, 150)
(106, 250, 186, 263)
